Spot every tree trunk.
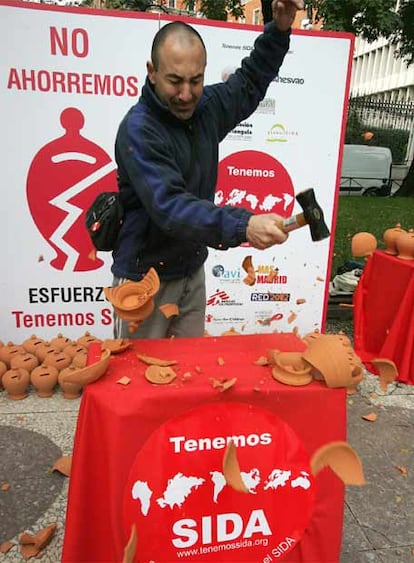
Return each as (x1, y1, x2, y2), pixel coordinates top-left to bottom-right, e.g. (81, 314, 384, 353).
(393, 159, 414, 197)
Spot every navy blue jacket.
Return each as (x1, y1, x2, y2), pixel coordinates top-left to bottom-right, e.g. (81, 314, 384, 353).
(112, 22, 290, 281)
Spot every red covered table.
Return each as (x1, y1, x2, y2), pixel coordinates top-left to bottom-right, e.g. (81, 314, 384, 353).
(353, 250, 414, 385)
(62, 333, 346, 562)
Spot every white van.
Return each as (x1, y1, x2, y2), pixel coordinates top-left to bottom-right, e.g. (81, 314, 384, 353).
(339, 144, 393, 196)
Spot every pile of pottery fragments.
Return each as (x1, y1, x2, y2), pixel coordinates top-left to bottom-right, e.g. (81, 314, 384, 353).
(263, 330, 365, 392)
(0, 268, 162, 400)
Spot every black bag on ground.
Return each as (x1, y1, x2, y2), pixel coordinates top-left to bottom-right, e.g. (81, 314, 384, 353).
(85, 192, 123, 251)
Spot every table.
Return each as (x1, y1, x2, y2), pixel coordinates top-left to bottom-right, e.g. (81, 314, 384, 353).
(62, 333, 346, 562)
(353, 250, 414, 385)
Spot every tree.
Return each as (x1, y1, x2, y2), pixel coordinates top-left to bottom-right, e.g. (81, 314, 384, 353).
(304, 0, 414, 66)
(184, 0, 244, 21)
(392, 0, 414, 66)
(297, 1, 414, 196)
(82, 0, 156, 10)
(393, 159, 414, 197)
(82, 0, 244, 21)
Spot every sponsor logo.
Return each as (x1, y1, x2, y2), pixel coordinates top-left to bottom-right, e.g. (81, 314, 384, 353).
(205, 314, 245, 325)
(266, 123, 299, 143)
(256, 98, 276, 115)
(272, 75, 305, 85)
(206, 290, 243, 307)
(227, 121, 253, 142)
(211, 265, 241, 282)
(251, 293, 290, 301)
(255, 312, 284, 326)
(221, 43, 253, 51)
(255, 265, 288, 285)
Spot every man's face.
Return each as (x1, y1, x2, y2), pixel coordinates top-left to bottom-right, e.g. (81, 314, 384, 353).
(147, 35, 206, 121)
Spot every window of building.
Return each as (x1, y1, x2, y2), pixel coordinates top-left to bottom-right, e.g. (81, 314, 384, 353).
(252, 8, 260, 25)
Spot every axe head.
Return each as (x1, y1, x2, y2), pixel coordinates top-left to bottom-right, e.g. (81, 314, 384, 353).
(296, 188, 330, 242)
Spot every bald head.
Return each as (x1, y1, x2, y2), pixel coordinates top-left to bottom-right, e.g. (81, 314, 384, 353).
(151, 21, 207, 71)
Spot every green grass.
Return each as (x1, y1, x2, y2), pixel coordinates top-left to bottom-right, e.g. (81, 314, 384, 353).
(330, 196, 414, 278)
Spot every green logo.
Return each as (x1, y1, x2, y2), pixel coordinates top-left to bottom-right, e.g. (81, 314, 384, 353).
(266, 123, 288, 143)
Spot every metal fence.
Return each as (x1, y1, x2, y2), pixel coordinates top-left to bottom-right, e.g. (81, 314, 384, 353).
(347, 97, 414, 164)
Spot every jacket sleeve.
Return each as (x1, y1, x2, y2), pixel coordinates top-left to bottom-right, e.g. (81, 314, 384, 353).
(118, 116, 253, 250)
(203, 23, 291, 140)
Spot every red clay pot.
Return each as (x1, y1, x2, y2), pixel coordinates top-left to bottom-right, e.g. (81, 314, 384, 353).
(2, 368, 30, 400)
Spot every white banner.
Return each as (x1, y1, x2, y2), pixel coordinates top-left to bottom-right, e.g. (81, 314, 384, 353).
(0, 0, 353, 341)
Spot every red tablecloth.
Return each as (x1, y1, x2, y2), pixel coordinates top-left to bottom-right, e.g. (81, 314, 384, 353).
(62, 333, 346, 562)
(353, 250, 414, 385)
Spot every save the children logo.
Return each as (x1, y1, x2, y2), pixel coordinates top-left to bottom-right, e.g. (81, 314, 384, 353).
(26, 107, 118, 272)
(215, 151, 295, 231)
(123, 402, 314, 562)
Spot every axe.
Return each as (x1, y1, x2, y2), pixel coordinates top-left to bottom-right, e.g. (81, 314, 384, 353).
(279, 188, 330, 242)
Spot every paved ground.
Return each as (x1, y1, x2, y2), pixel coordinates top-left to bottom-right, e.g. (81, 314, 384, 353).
(0, 320, 413, 562)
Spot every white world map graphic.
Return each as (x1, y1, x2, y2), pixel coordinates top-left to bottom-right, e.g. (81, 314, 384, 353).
(131, 468, 311, 516)
(214, 188, 294, 212)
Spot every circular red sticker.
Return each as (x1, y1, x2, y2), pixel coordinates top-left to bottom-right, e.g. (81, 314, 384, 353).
(216, 151, 295, 219)
(123, 402, 314, 562)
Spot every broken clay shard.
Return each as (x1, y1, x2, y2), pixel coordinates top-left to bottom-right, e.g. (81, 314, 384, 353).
(310, 441, 365, 486)
(271, 367, 312, 386)
(19, 523, 57, 559)
(287, 312, 297, 324)
(243, 272, 256, 286)
(144, 365, 177, 385)
(223, 440, 249, 493)
(221, 377, 237, 391)
(253, 356, 269, 366)
(137, 354, 178, 366)
(0, 541, 14, 554)
(210, 377, 237, 391)
(361, 412, 377, 422)
(117, 376, 131, 386)
(241, 255, 253, 273)
(122, 524, 137, 563)
(371, 358, 398, 392)
(52, 455, 72, 477)
(221, 327, 241, 336)
(60, 348, 111, 387)
(159, 303, 179, 318)
(102, 339, 131, 354)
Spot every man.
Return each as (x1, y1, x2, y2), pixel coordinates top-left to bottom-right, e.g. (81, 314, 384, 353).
(112, 0, 304, 339)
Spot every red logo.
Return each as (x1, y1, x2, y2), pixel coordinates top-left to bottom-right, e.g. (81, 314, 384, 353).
(123, 402, 314, 561)
(216, 150, 295, 224)
(26, 107, 118, 272)
(207, 290, 230, 306)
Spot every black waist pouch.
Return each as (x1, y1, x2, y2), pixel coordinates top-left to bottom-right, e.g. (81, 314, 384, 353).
(85, 192, 124, 251)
